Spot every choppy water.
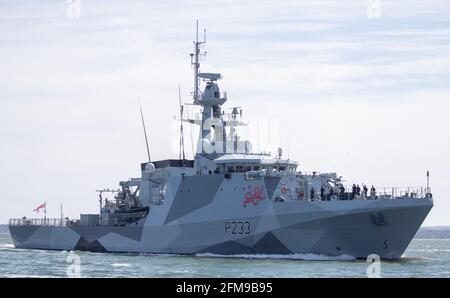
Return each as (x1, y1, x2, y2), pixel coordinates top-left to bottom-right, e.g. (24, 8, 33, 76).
(1, 233, 449, 278)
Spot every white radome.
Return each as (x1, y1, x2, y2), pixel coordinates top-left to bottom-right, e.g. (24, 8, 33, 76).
(145, 162, 156, 173)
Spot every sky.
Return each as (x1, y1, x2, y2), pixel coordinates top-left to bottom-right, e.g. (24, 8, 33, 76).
(0, 0, 449, 225)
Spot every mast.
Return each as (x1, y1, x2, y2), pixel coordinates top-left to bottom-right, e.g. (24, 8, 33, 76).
(187, 21, 232, 156)
(194, 21, 199, 103)
(190, 20, 206, 104)
(139, 102, 151, 163)
(178, 84, 186, 160)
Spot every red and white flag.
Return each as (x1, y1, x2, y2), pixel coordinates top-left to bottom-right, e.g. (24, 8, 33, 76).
(33, 202, 46, 213)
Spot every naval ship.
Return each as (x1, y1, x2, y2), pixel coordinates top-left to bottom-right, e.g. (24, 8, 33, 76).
(9, 24, 433, 259)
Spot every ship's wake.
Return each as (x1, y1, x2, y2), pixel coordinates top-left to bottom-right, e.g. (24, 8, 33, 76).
(111, 263, 131, 267)
(195, 253, 356, 261)
(0, 244, 15, 249)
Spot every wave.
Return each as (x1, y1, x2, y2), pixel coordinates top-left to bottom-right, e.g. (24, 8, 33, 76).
(413, 238, 450, 241)
(171, 269, 195, 274)
(111, 263, 131, 267)
(0, 244, 15, 249)
(138, 253, 185, 257)
(407, 249, 450, 252)
(117, 251, 356, 261)
(399, 255, 428, 261)
(1, 274, 60, 278)
(195, 253, 356, 261)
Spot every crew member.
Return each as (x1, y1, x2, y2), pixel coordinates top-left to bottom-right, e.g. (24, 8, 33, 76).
(329, 187, 334, 201)
(338, 185, 345, 200)
(320, 186, 325, 201)
(363, 185, 368, 198)
(370, 185, 376, 199)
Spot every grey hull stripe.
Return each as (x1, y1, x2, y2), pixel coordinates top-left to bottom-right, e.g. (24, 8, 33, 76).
(165, 175, 224, 224)
(264, 177, 281, 199)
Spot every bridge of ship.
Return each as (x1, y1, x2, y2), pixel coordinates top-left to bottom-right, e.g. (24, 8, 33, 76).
(212, 153, 298, 174)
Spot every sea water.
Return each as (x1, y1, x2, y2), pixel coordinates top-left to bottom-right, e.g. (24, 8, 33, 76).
(1, 233, 449, 278)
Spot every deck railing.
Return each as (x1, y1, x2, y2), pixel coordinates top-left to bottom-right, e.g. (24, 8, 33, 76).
(310, 186, 431, 201)
(8, 218, 70, 227)
(375, 186, 431, 199)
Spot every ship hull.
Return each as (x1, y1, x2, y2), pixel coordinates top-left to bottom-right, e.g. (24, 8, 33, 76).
(9, 197, 433, 259)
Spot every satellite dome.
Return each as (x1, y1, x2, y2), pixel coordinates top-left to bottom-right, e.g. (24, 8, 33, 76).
(145, 162, 156, 173)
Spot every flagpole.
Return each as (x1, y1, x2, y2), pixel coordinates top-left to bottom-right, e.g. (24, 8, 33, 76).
(44, 201, 47, 221)
(60, 202, 63, 226)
